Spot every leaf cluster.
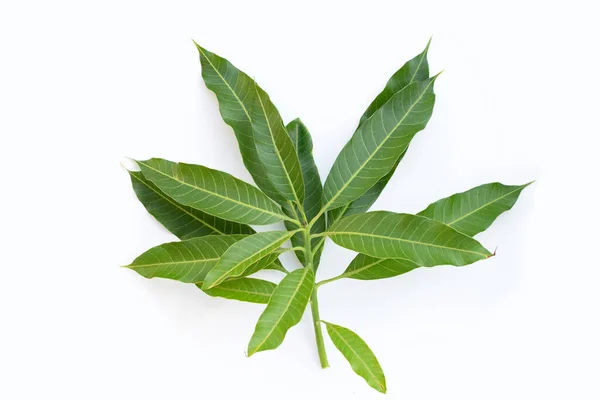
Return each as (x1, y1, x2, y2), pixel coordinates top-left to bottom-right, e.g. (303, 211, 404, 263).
(122, 39, 531, 393)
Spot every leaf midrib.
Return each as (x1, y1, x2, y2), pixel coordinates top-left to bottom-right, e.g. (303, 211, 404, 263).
(447, 185, 525, 226)
(127, 257, 218, 269)
(324, 78, 435, 210)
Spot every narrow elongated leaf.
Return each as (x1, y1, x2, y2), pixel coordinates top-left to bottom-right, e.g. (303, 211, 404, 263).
(194, 43, 283, 202)
(284, 119, 326, 267)
(418, 182, 532, 236)
(327, 211, 492, 266)
(322, 76, 438, 211)
(251, 85, 304, 203)
(123, 235, 244, 283)
(136, 158, 288, 226)
(247, 267, 314, 355)
(128, 170, 254, 239)
(342, 253, 419, 280)
(200, 278, 276, 304)
(323, 322, 386, 393)
(202, 231, 293, 289)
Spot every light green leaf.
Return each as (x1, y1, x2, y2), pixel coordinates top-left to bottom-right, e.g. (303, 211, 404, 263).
(202, 231, 294, 289)
(251, 85, 304, 203)
(123, 235, 244, 283)
(136, 158, 289, 226)
(323, 321, 387, 393)
(128, 170, 254, 239)
(284, 119, 326, 267)
(194, 43, 283, 202)
(200, 278, 276, 304)
(341, 253, 419, 280)
(322, 75, 439, 211)
(327, 211, 492, 266)
(418, 182, 532, 237)
(248, 267, 314, 356)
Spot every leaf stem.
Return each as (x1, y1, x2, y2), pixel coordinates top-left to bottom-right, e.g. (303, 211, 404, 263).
(304, 227, 329, 368)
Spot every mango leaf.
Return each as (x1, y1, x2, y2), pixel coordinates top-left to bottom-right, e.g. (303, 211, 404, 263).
(284, 119, 326, 267)
(327, 211, 492, 267)
(341, 253, 419, 280)
(250, 85, 304, 203)
(136, 158, 289, 226)
(322, 75, 438, 211)
(247, 267, 314, 356)
(202, 231, 294, 289)
(200, 278, 276, 304)
(194, 43, 283, 202)
(122, 235, 244, 283)
(323, 321, 386, 393)
(128, 170, 254, 239)
(418, 182, 532, 236)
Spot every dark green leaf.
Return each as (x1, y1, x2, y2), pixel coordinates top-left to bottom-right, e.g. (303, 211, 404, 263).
(128, 170, 254, 239)
(323, 321, 386, 393)
(418, 182, 532, 236)
(202, 231, 294, 289)
(327, 211, 492, 266)
(136, 158, 289, 226)
(201, 278, 276, 304)
(194, 43, 283, 202)
(341, 253, 419, 280)
(322, 76, 439, 211)
(250, 85, 304, 203)
(248, 267, 314, 355)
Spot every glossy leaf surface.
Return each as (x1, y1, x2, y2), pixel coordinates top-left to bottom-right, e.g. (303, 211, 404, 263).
(202, 231, 293, 289)
(342, 253, 419, 280)
(248, 267, 314, 355)
(201, 278, 276, 304)
(136, 158, 287, 225)
(128, 170, 254, 239)
(418, 182, 532, 236)
(323, 322, 386, 393)
(322, 76, 438, 211)
(327, 211, 492, 266)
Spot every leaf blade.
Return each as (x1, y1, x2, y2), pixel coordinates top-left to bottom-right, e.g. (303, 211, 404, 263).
(200, 278, 276, 304)
(136, 158, 288, 225)
(247, 267, 314, 355)
(327, 211, 492, 267)
(418, 182, 532, 236)
(342, 253, 419, 280)
(323, 322, 386, 393)
(202, 231, 293, 289)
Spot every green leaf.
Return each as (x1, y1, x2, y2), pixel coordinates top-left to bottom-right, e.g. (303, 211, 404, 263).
(250, 85, 304, 203)
(327, 211, 492, 267)
(128, 170, 254, 239)
(284, 119, 326, 267)
(136, 158, 289, 226)
(194, 43, 283, 202)
(323, 321, 386, 393)
(342, 253, 419, 280)
(202, 231, 294, 289)
(123, 235, 244, 283)
(200, 278, 276, 304)
(322, 75, 439, 211)
(418, 182, 532, 237)
(247, 267, 314, 356)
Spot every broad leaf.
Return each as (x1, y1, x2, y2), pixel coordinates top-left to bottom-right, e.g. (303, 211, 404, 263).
(284, 119, 326, 267)
(123, 235, 244, 283)
(202, 231, 293, 289)
(323, 321, 386, 393)
(136, 158, 289, 226)
(251, 85, 304, 203)
(128, 170, 254, 239)
(322, 76, 438, 211)
(418, 182, 532, 236)
(248, 267, 314, 355)
(327, 211, 492, 266)
(201, 278, 276, 304)
(342, 253, 419, 280)
(195, 43, 283, 202)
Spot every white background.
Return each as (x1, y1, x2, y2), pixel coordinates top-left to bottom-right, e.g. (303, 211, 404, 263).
(1, 0, 599, 398)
